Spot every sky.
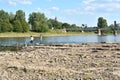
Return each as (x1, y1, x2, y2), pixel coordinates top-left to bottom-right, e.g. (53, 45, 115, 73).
(0, 0, 120, 27)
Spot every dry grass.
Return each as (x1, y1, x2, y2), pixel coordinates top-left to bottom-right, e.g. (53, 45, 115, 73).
(0, 43, 120, 79)
(0, 32, 96, 37)
(0, 32, 41, 37)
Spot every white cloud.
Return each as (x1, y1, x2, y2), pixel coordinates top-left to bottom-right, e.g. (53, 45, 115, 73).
(83, 0, 96, 5)
(36, 6, 59, 15)
(8, 0, 16, 6)
(17, 0, 32, 5)
(64, 0, 120, 16)
(8, 0, 32, 5)
(36, 7, 51, 15)
(85, 6, 96, 11)
(64, 9, 83, 15)
(82, 0, 120, 12)
(47, 0, 52, 1)
(51, 7, 59, 11)
(47, 0, 56, 2)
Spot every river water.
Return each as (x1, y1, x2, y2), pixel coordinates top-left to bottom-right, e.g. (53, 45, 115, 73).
(0, 34, 120, 46)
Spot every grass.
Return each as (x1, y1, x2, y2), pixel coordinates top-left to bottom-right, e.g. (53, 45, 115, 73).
(0, 46, 22, 51)
(0, 32, 40, 37)
(0, 30, 96, 37)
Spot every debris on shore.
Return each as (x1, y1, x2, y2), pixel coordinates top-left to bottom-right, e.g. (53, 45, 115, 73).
(0, 43, 120, 80)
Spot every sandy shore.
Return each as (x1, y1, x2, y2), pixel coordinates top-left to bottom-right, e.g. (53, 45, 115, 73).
(0, 43, 120, 80)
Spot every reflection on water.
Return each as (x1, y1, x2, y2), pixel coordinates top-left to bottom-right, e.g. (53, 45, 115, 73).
(97, 35, 120, 43)
(97, 35, 107, 42)
(0, 34, 120, 46)
(0, 37, 28, 46)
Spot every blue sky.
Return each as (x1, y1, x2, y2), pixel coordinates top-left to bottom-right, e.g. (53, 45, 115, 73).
(0, 0, 120, 27)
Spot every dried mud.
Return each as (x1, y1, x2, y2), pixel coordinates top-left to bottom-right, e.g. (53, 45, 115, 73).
(0, 43, 120, 80)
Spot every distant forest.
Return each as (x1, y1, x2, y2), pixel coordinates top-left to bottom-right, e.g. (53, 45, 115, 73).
(0, 9, 80, 33)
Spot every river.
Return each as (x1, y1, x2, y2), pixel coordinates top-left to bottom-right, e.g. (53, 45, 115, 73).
(0, 34, 120, 46)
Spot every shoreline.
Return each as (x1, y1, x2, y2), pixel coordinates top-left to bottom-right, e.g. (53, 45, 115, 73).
(0, 32, 96, 37)
(0, 42, 119, 51)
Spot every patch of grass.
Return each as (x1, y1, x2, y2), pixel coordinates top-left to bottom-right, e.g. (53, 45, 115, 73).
(0, 46, 22, 51)
(0, 30, 96, 37)
(0, 32, 41, 37)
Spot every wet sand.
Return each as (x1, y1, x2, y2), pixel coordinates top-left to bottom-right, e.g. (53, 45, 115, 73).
(0, 43, 120, 80)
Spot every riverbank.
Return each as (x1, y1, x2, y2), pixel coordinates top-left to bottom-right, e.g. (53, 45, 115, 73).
(0, 32, 96, 37)
(0, 43, 120, 80)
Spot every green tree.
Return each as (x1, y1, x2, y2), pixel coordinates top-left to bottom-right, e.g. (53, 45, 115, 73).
(62, 23, 70, 29)
(13, 20, 23, 32)
(97, 17, 108, 29)
(15, 10, 25, 21)
(53, 17, 62, 29)
(14, 10, 30, 32)
(21, 21, 30, 32)
(48, 19, 54, 29)
(109, 24, 114, 29)
(9, 12, 15, 23)
(0, 10, 9, 22)
(48, 17, 62, 29)
(0, 10, 13, 32)
(0, 22, 9, 32)
(28, 12, 49, 32)
(97, 17, 108, 34)
(0, 22, 13, 32)
(71, 24, 77, 28)
(40, 22, 49, 32)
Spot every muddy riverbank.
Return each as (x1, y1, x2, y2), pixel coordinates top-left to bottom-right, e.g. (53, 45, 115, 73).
(0, 43, 120, 80)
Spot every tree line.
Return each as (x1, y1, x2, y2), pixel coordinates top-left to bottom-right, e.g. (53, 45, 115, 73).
(0, 10, 29, 32)
(0, 9, 119, 33)
(0, 9, 79, 33)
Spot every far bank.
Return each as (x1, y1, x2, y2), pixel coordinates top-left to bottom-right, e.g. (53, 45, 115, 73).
(0, 31, 96, 37)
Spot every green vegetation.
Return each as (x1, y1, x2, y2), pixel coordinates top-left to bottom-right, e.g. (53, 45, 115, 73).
(28, 12, 49, 32)
(0, 10, 30, 33)
(97, 17, 108, 29)
(0, 9, 120, 36)
(0, 9, 79, 33)
(0, 46, 22, 51)
(97, 17, 108, 35)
